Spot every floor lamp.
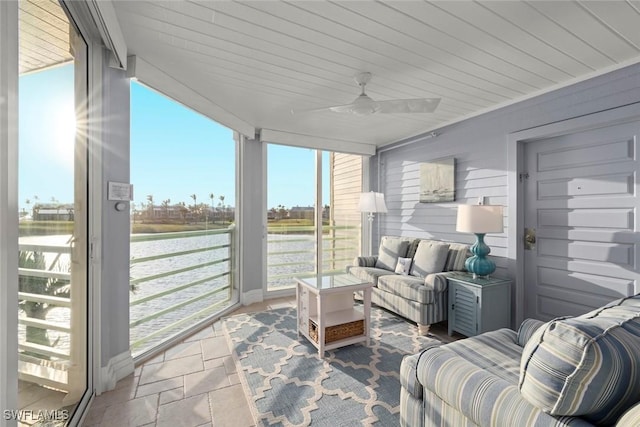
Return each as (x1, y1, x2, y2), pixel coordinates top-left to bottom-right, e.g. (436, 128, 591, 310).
(359, 192, 388, 255)
(456, 204, 504, 278)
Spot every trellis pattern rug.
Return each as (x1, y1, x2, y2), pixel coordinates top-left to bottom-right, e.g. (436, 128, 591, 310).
(223, 306, 440, 426)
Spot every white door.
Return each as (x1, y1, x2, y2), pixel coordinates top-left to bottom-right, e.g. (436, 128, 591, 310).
(523, 120, 640, 320)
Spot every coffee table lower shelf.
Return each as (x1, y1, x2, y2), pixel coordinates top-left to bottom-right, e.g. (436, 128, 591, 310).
(307, 309, 366, 350)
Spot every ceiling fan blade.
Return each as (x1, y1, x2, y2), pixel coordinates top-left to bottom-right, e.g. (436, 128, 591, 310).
(375, 98, 441, 114)
(290, 103, 355, 115)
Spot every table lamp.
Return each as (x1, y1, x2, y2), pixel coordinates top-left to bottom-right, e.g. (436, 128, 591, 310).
(456, 204, 503, 278)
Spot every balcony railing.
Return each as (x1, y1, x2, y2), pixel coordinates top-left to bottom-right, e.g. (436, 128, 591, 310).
(17, 226, 236, 387)
(129, 227, 235, 355)
(267, 224, 359, 289)
(18, 240, 72, 391)
(17, 223, 357, 384)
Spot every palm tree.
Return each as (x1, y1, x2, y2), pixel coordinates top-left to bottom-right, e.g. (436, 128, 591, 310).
(162, 199, 171, 219)
(219, 195, 225, 223)
(178, 202, 188, 224)
(209, 193, 215, 223)
(19, 251, 70, 355)
(190, 194, 198, 223)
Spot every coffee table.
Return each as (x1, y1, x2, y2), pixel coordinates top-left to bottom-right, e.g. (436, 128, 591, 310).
(296, 273, 373, 357)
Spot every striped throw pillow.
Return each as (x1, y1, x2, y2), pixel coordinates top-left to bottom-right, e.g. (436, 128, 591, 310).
(518, 294, 640, 425)
(443, 243, 469, 272)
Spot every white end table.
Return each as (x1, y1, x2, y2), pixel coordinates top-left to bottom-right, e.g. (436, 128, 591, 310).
(296, 273, 373, 357)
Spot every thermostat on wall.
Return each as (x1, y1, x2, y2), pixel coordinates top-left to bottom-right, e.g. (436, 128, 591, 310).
(108, 181, 133, 201)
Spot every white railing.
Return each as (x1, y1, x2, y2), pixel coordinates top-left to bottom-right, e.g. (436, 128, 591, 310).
(129, 227, 235, 355)
(267, 224, 359, 289)
(18, 240, 72, 391)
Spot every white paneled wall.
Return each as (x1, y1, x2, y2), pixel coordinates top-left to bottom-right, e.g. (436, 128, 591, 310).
(375, 62, 640, 280)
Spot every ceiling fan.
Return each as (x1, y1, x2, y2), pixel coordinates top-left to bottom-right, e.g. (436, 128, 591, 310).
(291, 72, 441, 116)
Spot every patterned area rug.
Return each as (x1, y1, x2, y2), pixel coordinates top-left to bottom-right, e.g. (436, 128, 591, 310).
(223, 306, 440, 426)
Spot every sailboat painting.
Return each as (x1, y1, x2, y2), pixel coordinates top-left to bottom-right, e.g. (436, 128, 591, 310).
(419, 158, 455, 203)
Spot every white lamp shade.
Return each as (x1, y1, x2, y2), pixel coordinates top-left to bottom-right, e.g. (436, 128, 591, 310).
(456, 204, 503, 233)
(359, 192, 388, 213)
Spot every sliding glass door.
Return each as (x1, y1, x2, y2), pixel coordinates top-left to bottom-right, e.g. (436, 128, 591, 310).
(266, 146, 362, 292)
(17, 1, 88, 422)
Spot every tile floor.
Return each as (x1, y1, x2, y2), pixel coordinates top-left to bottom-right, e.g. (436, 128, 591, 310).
(83, 297, 296, 427)
(83, 296, 457, 426)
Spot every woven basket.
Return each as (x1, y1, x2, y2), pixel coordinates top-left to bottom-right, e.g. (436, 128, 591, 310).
(309, 319, 364, 344)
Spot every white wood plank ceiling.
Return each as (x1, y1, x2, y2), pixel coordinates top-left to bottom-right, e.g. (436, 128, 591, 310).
(22, 1, 640, 152)
(19, 0, 72, 74)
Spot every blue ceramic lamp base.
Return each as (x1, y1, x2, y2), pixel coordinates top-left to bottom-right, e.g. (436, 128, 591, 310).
(465, 233, 496, 279)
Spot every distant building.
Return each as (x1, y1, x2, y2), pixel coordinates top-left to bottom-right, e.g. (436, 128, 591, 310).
(32, 203, 74, 221)
(289, 206, 314, 220)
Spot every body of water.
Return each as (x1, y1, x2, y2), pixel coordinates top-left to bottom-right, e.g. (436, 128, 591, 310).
(19, 229, 357, 358)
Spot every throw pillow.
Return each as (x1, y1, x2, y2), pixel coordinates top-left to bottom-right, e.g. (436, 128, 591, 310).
(375, 237, 410, 271)
(394, 257, 412, 275)
(516, 318, 545, 347)
(409, 240, 450, 278)
(519, 294, 640, 425)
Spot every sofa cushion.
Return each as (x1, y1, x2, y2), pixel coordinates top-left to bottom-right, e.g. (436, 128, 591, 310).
(375, 236, 410, 271)
(617, 402, 640, 427)
(443, 242, 470, 272)
(394, 257, 412, 275)
(519, 294, 640, 424)
(517, 318, 545, 347)
(409, 240, 450, 278)
(378, 275, 436, 304)
(346, 266, 392, 287)
(406, 238, 421, 259)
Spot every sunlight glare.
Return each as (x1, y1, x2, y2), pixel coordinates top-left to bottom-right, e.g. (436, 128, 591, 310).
(51, 105, 76, 168)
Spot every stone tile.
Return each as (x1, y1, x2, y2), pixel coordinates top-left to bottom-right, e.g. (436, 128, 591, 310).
(203, 358, 224, 370)
(136, 376, 183, 398)
(18, 383, 61, 408)
(223, 356, 236, 374)
(90, 384, 137, 409)
(209, 384, 255, 427)
(267, 297, 295, 310)
(184, 366, 230, 398)
(113, 374, 138, 392)
(185, 325, 216, 342)
(100, 394, 158, 427)
(143, 352, 165, 365)
(212, 321, 225, 337)
(164, 340, 202, 361)
(159, 387, 184, 405)
(139, 354, 203, 385)
(82, 403, 107, 426)
(156, 393, 212, 427)
(228, 373, 240, 386)
(231, 301, 269, 315)
(201, 337, 231, 360)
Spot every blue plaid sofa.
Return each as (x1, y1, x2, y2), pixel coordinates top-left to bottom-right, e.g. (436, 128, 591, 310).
(347, 236, 469, 335)
(400, 294, 640, 427)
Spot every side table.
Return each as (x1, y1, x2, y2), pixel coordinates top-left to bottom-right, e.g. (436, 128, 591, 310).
(447, 272, 511, 337)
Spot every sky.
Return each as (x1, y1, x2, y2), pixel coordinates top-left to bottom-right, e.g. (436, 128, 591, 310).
(19, 64, 329, 213)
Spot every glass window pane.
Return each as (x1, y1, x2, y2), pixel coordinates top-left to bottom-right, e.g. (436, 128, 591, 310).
(129, 82, 237, 357)
(267, 145, 316, 290)
(18, 2, 88, 419)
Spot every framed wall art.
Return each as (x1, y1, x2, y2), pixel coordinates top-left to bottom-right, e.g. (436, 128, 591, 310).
(419, 157, 455, 203)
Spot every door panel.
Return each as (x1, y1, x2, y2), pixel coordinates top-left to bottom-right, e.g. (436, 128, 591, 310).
(524, 121, 640, 320)
(17, 3, 88, 418)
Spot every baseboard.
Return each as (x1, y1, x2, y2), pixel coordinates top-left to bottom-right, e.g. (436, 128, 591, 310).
(242, 289, 263, 306)
(99, 350, 134, 393)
